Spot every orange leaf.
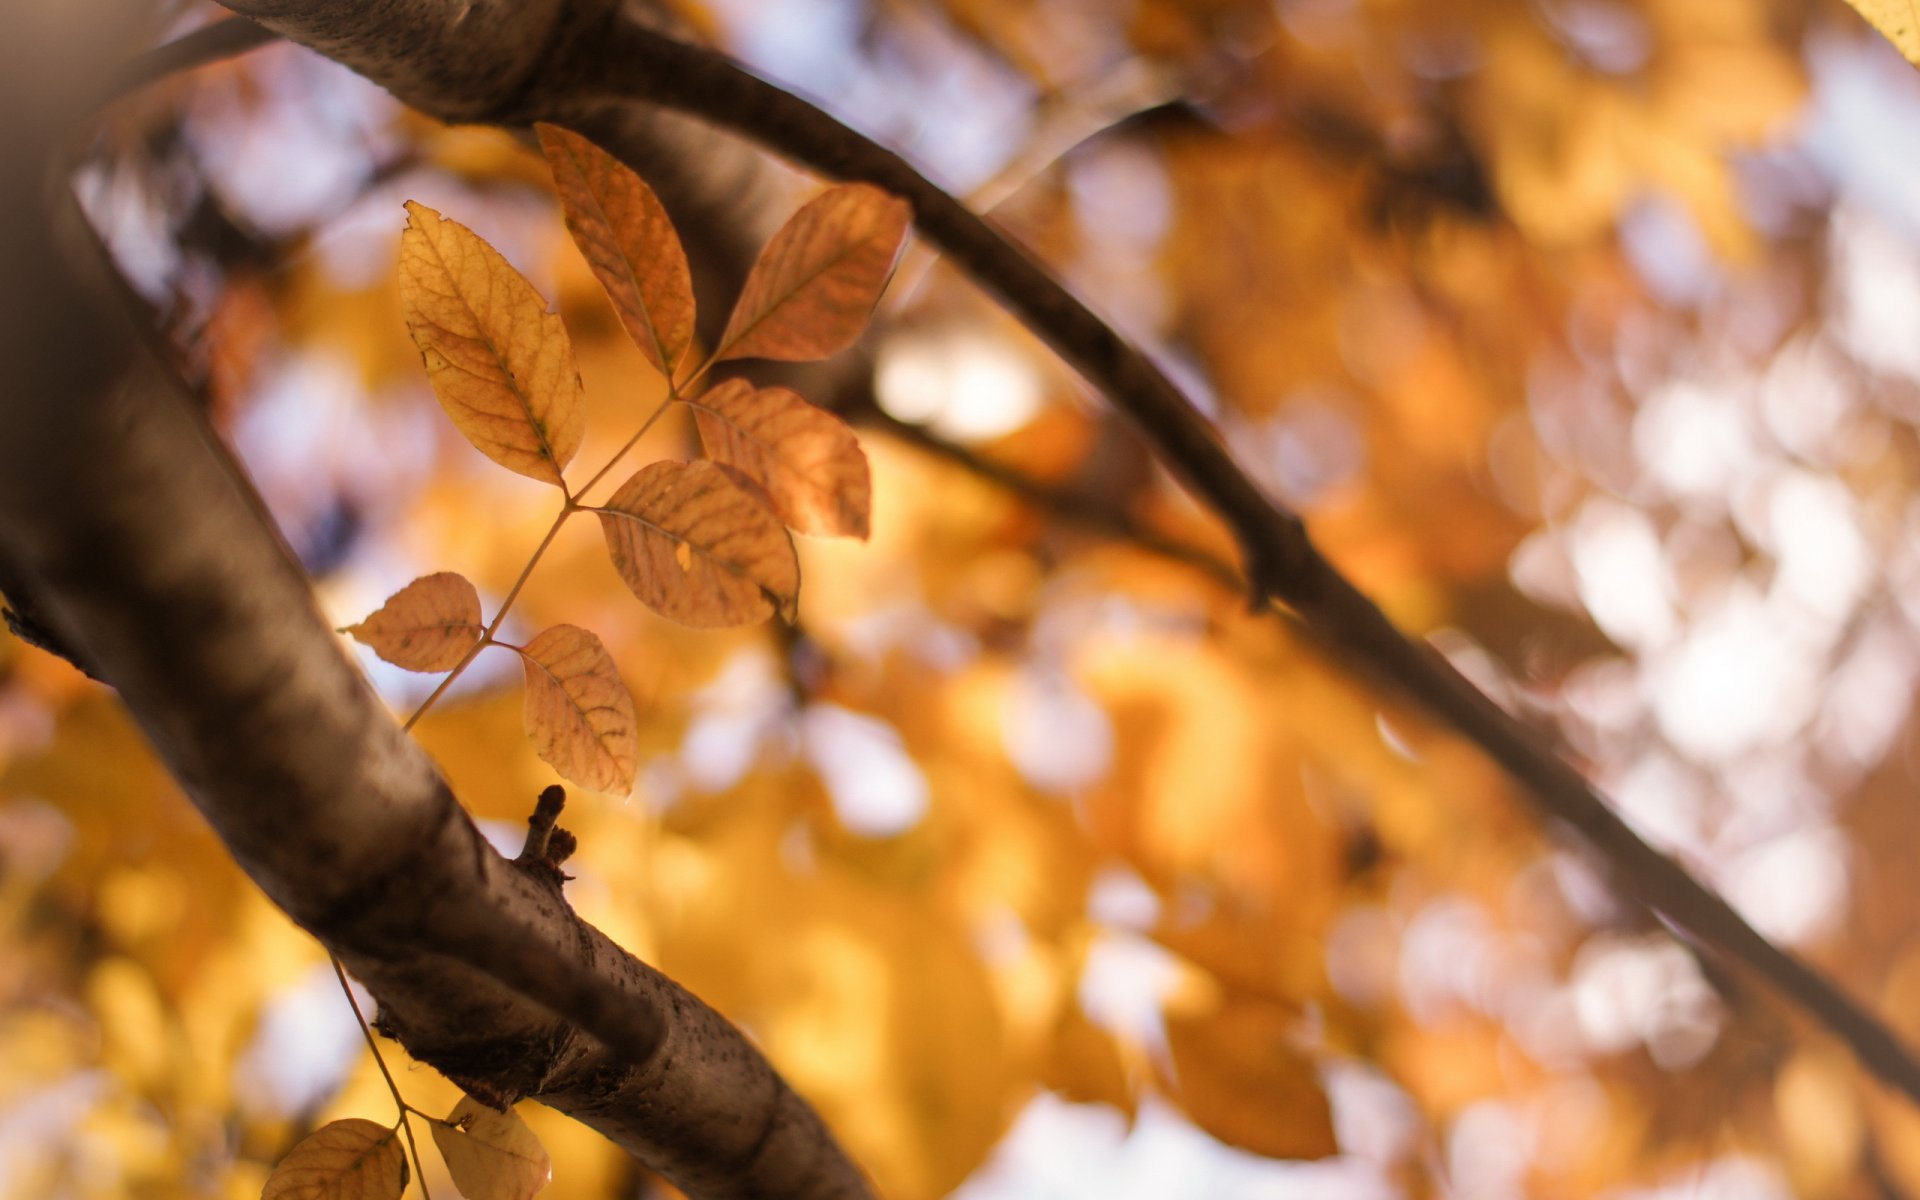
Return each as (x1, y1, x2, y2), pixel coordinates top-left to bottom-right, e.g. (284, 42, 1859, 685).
(345, 572, 484, 672)
(596, 460, 800, 627)
(691, 379, 871, 538)
(399, 200, 584, 486)
(537, 124, 696, 380)
(714, 184, 910, 363)
(429, 1096, 552, 1200)
(1041, 1003, 1138, 1118)
(518, 625, 638, 795)
(1162, 990, 1337, 1160)
(262, 1118, 408, 1200)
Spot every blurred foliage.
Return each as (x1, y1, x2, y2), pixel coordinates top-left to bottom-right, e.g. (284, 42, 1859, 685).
(8, 0, 1920, 1196)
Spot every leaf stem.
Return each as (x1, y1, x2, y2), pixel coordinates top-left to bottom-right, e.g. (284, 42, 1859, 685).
(403, 503, 573, 731)
(574, 391, 681, 501)
(331, 955, 433, 1200)
(675, 353, 715, 396)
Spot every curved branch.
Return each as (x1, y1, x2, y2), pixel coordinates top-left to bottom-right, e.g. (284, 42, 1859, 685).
(3, 10, 869, 1197)
(103, 15, 278, 103)
(198, 0, 1920, 1139)
(531, 12, 1920, 1104)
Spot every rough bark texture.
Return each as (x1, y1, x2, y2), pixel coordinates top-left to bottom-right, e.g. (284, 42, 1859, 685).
(218, 0, 1920, 1104)
(9, 2, 1920, 1197)
(0, 6, 869, 1199)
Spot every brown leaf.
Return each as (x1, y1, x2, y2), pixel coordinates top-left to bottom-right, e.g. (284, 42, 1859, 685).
(399, 200, 584, 487)
(714, 184, 910, 364)
(518, 625, 638, 795)
(596, 460, 800, 627)
(1162, 990, 1337, 1160)
(345, 572, 484, 672)
(430, 1096, 552, 1200)
(262, 1118, 409, 1200)
(537, 123, 696, 380)
(691, 379, 871, 538)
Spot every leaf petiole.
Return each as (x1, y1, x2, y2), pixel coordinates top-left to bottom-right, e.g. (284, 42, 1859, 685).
(331, 955, 433, 1200)
(402, 503, 573, 731)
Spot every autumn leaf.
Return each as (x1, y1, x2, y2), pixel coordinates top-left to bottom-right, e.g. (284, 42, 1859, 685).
(398, 200, 585, 487)
(537, 123, 697, 380)
(430, 1096, 552, 1200)
(345, 572, 485, 672)
(1162, 991, 1336, 1160)
(1842, 1, 1920, 66)
(690, 379, 871, 538)
(713, 184, 910, 363)
(262, 1118, 409, 1200)
(517, 625, 638, 795)
(596, 460, 801, 627)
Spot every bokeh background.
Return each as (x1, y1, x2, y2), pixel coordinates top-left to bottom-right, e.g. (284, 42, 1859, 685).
(7, 0, 1920, 1195)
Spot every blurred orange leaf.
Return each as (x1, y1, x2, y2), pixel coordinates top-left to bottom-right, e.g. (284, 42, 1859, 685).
(399, 200, 584, 487)
(691, 379, 871, 538)
(1041, 1003, 1137, 1117)
(430, 1096, 552, 1200)
(596, 460, 800, 627)
(714, 184, 910, 363)
(537, 123, 696, 381)
(345, 572, 484, 672)
(517, 625, 638, 795)
(262, 1118, 408, 1200)
(1163, 990, 1337, 1160)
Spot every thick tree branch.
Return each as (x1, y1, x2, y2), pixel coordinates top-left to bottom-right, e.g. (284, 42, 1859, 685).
(1, 12, 867, 1199)
(203, 0, 1920, 1104)
(568, 15, 1920, 1103)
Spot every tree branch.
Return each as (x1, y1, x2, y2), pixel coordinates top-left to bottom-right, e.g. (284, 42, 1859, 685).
(102, 15, 278, 103)
(148, 0, 1920, 1153)
(2, 11, 868, 1197)
(435, 3, 1920, 1103)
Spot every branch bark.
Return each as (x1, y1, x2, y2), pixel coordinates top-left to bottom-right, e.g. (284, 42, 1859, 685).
(202, 0, 1920, 1105)
(0, 9, 867, 1199)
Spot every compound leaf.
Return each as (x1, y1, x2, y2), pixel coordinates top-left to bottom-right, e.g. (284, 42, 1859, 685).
(518, 625, 638, 795)
(691, 379, 871, 539)
(714, 184, 910, 364)
(538, 123, 696, 380)
(399, 200, 584, 487)
(597, 460, 800, 627)
(345, 572, 484, 672)
(262, 1118, 408, 1200)
(429, 1096, 552, 1200)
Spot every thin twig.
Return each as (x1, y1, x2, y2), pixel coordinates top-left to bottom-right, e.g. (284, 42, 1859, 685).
(332, 955, 434, 1200)
(550, 18, 1920, 1106)
(102, 16, 278, 105)
(861, 404, 1242, 593)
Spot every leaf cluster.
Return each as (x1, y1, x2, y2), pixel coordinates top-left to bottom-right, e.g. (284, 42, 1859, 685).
(348, 125, 908, 797)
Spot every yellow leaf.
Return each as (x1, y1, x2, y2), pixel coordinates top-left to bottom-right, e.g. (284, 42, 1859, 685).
(537, 124, 697, 381)
(596, 460, 800, 627)
(262, 1118, 408, 1200)
(517, 625, 638, 795)
(690, 379, 871, 539)
(1162, 991, 1336, 1160)
(345, 572, 484, 672)
(1842, 0, 1920, 65)
(714, 184, 910, 363)
(398, 200, 585, 487)
(429, 1096, 552, 1200)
